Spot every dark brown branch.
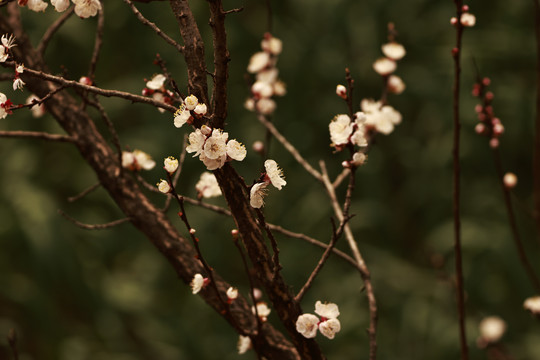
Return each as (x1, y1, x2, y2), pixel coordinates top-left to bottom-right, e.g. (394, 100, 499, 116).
(37, 6, 75, 57)
(124, 0, 185, 54)
(451, 1, 469, 359)
(256, 208, 282, 275)
(87, 98, 123, 168)
(58, 209, 130, 230)
(68, 182, 101, 203)
(0, 130, 75, 142)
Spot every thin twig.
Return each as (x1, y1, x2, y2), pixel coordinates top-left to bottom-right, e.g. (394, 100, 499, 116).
(255, 208, 282, 276)
(37, 6, 75, 57)
(0, 130, 75, 142)
(533, 0, 540, 240)
(124, 0, 185, 54)
(257, 113, 322, 180)
(88, 6, 105, 81)
(58, 209, 130, 230)
(68, 182, 101, 203)
(87, 98, 123, 168)
(451, 1, 469, 359)
(332, 168, 350, 189)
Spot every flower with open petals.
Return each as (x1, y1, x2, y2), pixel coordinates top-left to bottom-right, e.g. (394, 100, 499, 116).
(0, 92, 11, 119)
(203, 129, 228, 160)
(26, 0, 48, 12)
(252, 302, 271, 321)
(247, 52, 271, 73)
(382, 42, 406, 61)
(1, 34, 16, 50)
(250, 182, 268, 208)
(174, 108, 191, 128)
(315, 301, 340, 319)
(329, 114, 353, 146)
(195, 172, 222, 198)
(157, 179, 170, 194)
(264, 159, 286, 190)
(194, 103, 207, 116)
(13, 78, 25, 91)
(255, 98, 276, 115)
(73, 0, 101, 18)
(200, 152, 227, 171)
(146, 74, 166, 90)
(319, 318, 341, 339)
(164, 156, 178, 173)
(261, 34, 282, 55)
(226, 140, 247, 161)
(373, 57, 396, 76)
(296, 314, 320, 339)
(51, 0, 70, 12)
(184, 94, 199, 110)
(186, 129, 206, 157)
(122, 150, 155, 171)
(237, 335, 251, 354)
(524, 296, 540, 315)
(191, 273, 205, 294)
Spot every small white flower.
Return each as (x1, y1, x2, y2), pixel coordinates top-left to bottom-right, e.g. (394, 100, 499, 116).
(164, 156, 178, 173)
(361, 99, 382, 113)
(478, 316, 506, 344)
(261, 35, 282, 55)
(318, 318, 341, 339)
(146, 74, 166, 90)
(203, 129, 228, 160)
(252, 302, 271, 320)
(1, 34, 16, 50)
(0, 92, 10, 119)
(252, 81, 274, 98)
(373, 57, 397, 76)
(51, 0, 70, 12)
(524, 296, 540, 315)
(13, 78, 25, 91)
(351, 152, 367, 167)
(157, 179, 171, 193)
(255, 98, 276, 115)
(174, 109, 191, 128)
(190, 273, 205, 294)
(387, 75, 406, 94)
(250, 182, 268, 208)
(247, 52, 271, 73)
(256, 68, 279, 83)
(194, 103, 207, 116)
(460, 12, 476, 27)
(329, 114, 353, 146)
(73, 0, 101, 18)
(184, 94, 199, 110)
(15, 64, 24, 74)
(296, 313, 319, 339)
(503, 172, 517, 189)
(273, 80, 287, 96)
(226, 287, 238, 300)
(133, 150, 156, 170)
(381, 42, 406, 61)
(200, 152, 227, 170)
(336, 84, 347, 99)
(195, 172, 222, 198)
(264, 159, 286, 190)
(351, 128, 368, 147)
(0, 47, 8, 63)
(314, 301, 340, 319)
(244, 98, 255, 111)
(364, 105, 402, 135)
(26, 95, 45, 118)
(186, 129, 206, 157)
(26, 0, 48, 12)
(226, 140, 247, 161)
(237, 335, 251, 355)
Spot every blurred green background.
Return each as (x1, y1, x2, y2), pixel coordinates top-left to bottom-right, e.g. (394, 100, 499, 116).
(1, 0, 540, 359)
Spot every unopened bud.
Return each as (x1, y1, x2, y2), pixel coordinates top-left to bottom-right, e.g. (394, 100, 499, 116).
(189, 228, 196, 235)
(485, 91, 494, 101)
(475, 123, 486, 134)
(201, 125, 212, 136)
(252, 141, 264, 154)
(79, 76, 92, 86)
(503, 172, 517, 189)
(336, 84, 347, 99)
(489, 138, 499, 148)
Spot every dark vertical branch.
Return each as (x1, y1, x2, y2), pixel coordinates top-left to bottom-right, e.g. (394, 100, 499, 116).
(169, 0, 209, 104)
(533, 0, 540, 239)
(88, 6, 105, 81)
(451, 1, 469, 359)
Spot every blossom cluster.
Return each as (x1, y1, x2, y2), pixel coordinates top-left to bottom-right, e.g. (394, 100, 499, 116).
(250, 159, 286, 208)
(296, 301, 341, 340)
(373, 27, 406, 94)
(472, 77, 505, 149)
(143, 74, 176, 114)
(245, 33, 286, 115)
(173, 94, 207, 128)
(450, 5, 476, 28)
(21, 0, 101, 18)
(121, 149, 156, 172)
(195, 172, 222, 199)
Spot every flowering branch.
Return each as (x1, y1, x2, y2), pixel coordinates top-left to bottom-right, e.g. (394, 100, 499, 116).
(0, 130, 75, 142)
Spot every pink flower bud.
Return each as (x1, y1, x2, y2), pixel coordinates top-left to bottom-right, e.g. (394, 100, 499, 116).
(336, 84, 347, 99)
(252, 140, 264, 153)
(485, 91, 494, 101)
(450, 17, 458, 25)
(489, 138, 499, 148)
(462, 5, 469, 12)
(475, 104, 483, 113)
(475, 123, 486, 134)
(482, 77, 491, 86)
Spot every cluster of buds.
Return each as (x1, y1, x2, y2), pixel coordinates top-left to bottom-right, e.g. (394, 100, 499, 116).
(121, 149, 156, 171)
(142, 74, 176, 114)
(195, 172, 222, 199)
(186, 125, 246, 171)
(329, 112, 368, 167)
(476, 316, 506, 348)
(250, 159, 286, 208)
(173, 94, 207, 128)
(373, 23, 406, 96)
(450, 5, 476, 28)
(245, 33, 286, 115)
(472, 77, 504, 148)
(0, 34, 16, 63)
(296, 301, 341, 340)
(19, 0, 101, 18)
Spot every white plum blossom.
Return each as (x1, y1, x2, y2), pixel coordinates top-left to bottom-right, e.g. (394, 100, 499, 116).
(503, 172, 518, 189)
(203, 129, 228, 160)
(478, 316, 506, 344)
(255, 98, 276, 115)
(273, 80, 287, 96)
(247, 52, 271, 73)
(373, 57, 397, 76)
(0, 92, 11, 119)
(194, 103, 207, 116)
(524, 296, 540, 315)
(190, 273, 205, 294)
(387, 74, 406, 94)
(26, 95, 45, 118)
(360, 99, 382, 113)
(252, 302, 271, 321)
(351, 152, 367, 167)
(460, 12, 476, 27)
(184, 94, 199, 110)
(315, 301, 340, 319)
(296, 313, 320, 339)
(329, 114, 353, 146)
(157, 179, 170, 194)
(226, 287, 238, 301)
(256, 68, 279, 83)
(186, 129, 206, 157)
(146, 74, 166, 90)
(195, 172, 222, 198)
(26, 0, 48, 12)
(0, 34, 16, 63)
(318, 318, 341, 339)
(252, 81, 274, 98)
(261, 35, 282, 55)
(51, 0, 70, 12)
(362, 100, 402, 135)
(226, 139, 247, 161)
(200, 152, 227, 171)
(163, 156, 178, 173)
(250, 182, 268, 209)
(174, 108, 191, 128)
(382, 42, 406, 61)
(264, 159, 286, 190)
(336, 84, 347, 99)
(237, 335, 251, 354)
(122, 150, 156, 171)
(73, 0, 101, 18)
(13, 77, 25, 91)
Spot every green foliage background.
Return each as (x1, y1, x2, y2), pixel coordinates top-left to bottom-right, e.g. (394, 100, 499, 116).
(1, 0, 539, 359)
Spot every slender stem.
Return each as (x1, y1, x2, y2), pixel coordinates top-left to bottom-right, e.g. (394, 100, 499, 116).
(533, 0, 540, 239)
(58, 209, 130, 230)
(255, 208, 282, 275)
(68, 182, 101, 203)
(451, 2, 469, 359)
(88, 6, 105, 81)
(0, 130, 75, 142)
